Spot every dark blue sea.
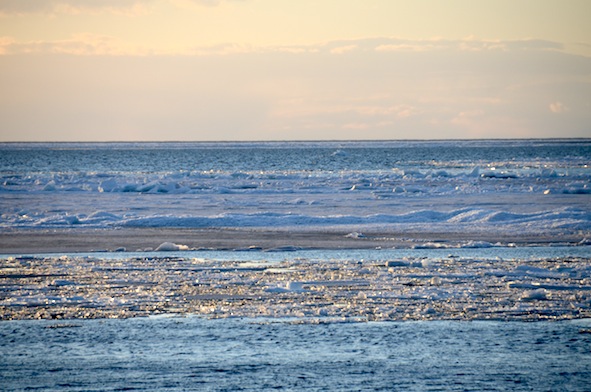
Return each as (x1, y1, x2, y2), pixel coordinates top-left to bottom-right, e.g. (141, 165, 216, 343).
(2, 316, 591, 391)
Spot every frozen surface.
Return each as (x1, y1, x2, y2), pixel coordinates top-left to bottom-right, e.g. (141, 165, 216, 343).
(1, 316, 590, 391)
(1, 140, 590, 239)
(1, 142, 590, 319)
(2, 248, 590, 321)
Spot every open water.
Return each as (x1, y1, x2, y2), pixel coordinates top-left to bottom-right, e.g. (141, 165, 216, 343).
(2, 316, 591, 391)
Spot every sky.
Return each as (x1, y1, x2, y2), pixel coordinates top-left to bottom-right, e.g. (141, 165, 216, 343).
(0, 0, 590, 141)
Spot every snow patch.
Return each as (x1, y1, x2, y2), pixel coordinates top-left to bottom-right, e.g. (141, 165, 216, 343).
(155, 242, 190, 251)
(345, 232, 366, 238)
(520, 289, 550, 301)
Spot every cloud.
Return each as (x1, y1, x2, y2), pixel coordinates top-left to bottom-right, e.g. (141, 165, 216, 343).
(261, 37, 565, 57)
(0, 0, 245, 15)
(0, 36, 14, 54)
(329, 45, 358, 55)
(451, 110, 486, 127)
(0, 35, 261, 56)
(0, 0, 154, 15)
(373, 38, 563, 53)
(549, 101, 569, 114)
(355, 104, 418, 118)
(0, 36, 570, 57)
(1, 36, 590, 141)
(190, 42, 255, 55)
(0, 33, 154, 55)
(171, 0, 246, 7)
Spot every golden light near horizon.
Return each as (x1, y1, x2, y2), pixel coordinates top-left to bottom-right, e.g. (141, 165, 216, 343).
(0, 0, 590, 141)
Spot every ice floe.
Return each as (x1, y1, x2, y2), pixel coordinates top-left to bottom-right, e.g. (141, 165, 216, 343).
(155, 242, 190, 251)
(2, 253, 590, 321)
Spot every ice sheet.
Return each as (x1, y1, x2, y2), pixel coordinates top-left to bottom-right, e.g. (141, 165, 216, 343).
(2, 140, 589, 240)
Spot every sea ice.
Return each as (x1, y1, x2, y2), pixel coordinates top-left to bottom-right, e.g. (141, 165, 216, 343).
(2, 253, 590, 321)
(155, 242, 190, 251)
(266, 281, 307, 293)
(521, 289, 550, 301)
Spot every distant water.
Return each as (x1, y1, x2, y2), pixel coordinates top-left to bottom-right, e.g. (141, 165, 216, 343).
(2, 316, 590, 391)
(1, 139, 590, 236)
(2, 139, 590, 174)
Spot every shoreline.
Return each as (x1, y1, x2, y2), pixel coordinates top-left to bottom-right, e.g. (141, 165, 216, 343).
(0, 227, 587, 254)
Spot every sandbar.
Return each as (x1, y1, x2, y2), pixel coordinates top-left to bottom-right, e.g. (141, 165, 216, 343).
(0, 227, 586, 254)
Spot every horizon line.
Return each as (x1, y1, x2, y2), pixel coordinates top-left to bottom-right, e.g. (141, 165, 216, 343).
(1, 137, 590, 144)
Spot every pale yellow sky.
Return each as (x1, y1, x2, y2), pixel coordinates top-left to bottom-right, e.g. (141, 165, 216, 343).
(0, 0, 590, 141)
(1, 0, 590, 54)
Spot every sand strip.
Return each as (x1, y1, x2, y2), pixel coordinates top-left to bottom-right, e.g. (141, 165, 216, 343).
(0, 227, 585, 254)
